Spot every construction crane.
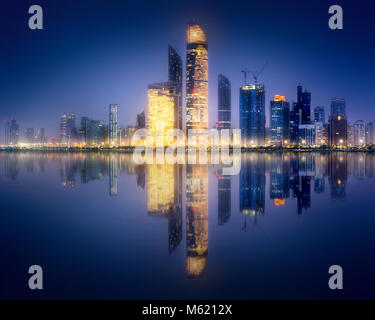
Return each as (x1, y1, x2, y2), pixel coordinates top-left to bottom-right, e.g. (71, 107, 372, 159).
(241, 62, 268, 86)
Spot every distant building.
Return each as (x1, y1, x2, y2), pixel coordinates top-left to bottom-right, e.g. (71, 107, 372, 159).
(168, 46, 182, 130)
(366, 122, 375, 145)
(87, 120, 105, 145)
(353, 120, 366, 146)
(186, 23, 208, 131)
(240, 84, 265, 147)
(297, 85, 311, 124)
(270, 95, 290, 145)
(109, 104, 118, 145)
(60, 114, 67, 144)
(289, 102, 300, 144)
(299, 124, 315, 146)
(38, 128, 46, 144)
(24, 128, 35, 145)
(5, 119, 19, 145)
(66, 113, 76, 144)
(314, 122, 326, 145)
(79, 117, 90, 144)
(348, 123, 354, 146)
(217, 74, 231, 130)
(314, 106, 325, 123)
(136, 111, 145, 129)
(329, 98, 347, 146)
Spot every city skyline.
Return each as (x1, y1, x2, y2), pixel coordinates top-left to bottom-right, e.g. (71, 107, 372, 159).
(2, 1, 374, 137)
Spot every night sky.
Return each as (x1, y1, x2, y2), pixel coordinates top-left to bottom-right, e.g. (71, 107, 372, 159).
(1, 0, 374, 138)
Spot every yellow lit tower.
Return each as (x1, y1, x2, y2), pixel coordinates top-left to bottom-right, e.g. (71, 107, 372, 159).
(147, 82, 178, 147)
(186, 23, 208, 131)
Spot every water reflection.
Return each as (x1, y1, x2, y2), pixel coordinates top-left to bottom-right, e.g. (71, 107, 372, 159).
(1, 151, 375, 282)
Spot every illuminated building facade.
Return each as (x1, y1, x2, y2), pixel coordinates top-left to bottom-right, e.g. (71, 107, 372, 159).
(240, 84, 265, 146)
(186, 165, 208, 277)
(168, 46, 183, 130)
(329, 98, 347, 146)
(60, 114, 67, 144)
(299, 124, 316, 146)
(217, 74, 231, 130)
(186, 23, 208, 131)
(109, 104, 118, 145)
(147, 82, 178, 146)
(270, 95, 290, 145)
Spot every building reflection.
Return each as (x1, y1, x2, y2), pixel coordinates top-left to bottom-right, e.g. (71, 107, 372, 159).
(240, 153, 265, 230)
(268, 153, 290, 205)
(329, 153, 347, 202)
(146, 163, 183, 254)
(216, 167, 231, 226)
(186, 165, 208, 277)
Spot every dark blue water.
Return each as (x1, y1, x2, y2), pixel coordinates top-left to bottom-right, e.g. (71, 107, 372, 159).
(1, 152, 374, 299)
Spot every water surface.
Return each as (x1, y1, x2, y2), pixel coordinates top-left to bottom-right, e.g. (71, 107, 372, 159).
(1, 152, 374, 299)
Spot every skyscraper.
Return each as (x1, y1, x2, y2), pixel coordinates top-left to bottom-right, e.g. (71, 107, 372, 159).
(366, 122, 375, 145)
(147, 82, 178, 146)
(217, 74, 231, 130)
(297, 85, 311, 124)
(314, 106, 325, 123)
(5, 119, 19, 146)
(353, 120, 366, 146)
(270, 95, 290, 145)
(24, 128, 35, 145)
(186, 23, 208, 131)
(60, 114, 67, 144)
(240, 84, 265, 146)
(66, 113, 76, 144)
(329, 98, 347, 146)
(168, 46, 182, 130)
(289, 102, 300, 145)
(109, 104, 118, 145)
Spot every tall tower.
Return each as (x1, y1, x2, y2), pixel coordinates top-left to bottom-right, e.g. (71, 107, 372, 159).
(270, 95, 290, 145)
(239, 84, 265, 147)
(60, 114, 67, 144)
(109, 104, 118, 145)
(168, 46, 182, 130)
(186, 23, 208, 131)
(217, 74, 231, 129)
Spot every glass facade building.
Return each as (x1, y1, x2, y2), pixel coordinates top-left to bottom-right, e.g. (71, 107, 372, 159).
(217, 74, 231, 130)
(270, 95, 290, 145)
(240, 84, 265, 146)
(168, 46, 183, 130)
(314, 106, 325, 123)
(186, 24, 208, 131)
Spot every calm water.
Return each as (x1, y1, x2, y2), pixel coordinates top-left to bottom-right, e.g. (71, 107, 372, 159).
(1, 152, 375, 299)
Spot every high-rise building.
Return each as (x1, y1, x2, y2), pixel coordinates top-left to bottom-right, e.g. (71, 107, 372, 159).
(87, 120, 105, 145)
(79, 117, 90, 144)
(217, 74, 231, 130)
(289, 102, 300, 144)
(298, 124, 316, 146)
(136, 111, 145, 129)
(240, 84, 265, 146)
(38, 128, 46, 144)
(147, 82, 178, 147)
(5, 119, 19, 146)
(329, 98, 347, 146)
(186, 23, 208, 131)
(168, 46, 182, 130)
(109, 104, 118, 145)
(297, 85, 311, 124)
(353, 120, 366, 146)
(66, 113, 76, 144)
(314, 106, 325, 123)
(330, 98, 346, 118)
(366, 122, 375, 145)
(270, 95, 290, 145)
(60, 114, 67, 144)
(24, 128, 35, 145)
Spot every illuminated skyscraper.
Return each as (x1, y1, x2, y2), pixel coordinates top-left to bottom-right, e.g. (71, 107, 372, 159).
(353, 120, 366, 146)
(270, 95, 290, 145)
(147, 82, 178, 146)
(168, 46, 182, 130)
(314, 106, 325, 123)
(109, 104, 118, 145)
(217, 74, 231, 130)
(240, 84, 265, 146)
(186, 23, 208, 131)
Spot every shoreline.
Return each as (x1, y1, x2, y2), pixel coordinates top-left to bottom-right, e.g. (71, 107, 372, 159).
(0, 147, 374, 153)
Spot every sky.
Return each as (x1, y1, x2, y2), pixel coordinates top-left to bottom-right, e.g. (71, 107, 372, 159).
(1, 0, 375, 138)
